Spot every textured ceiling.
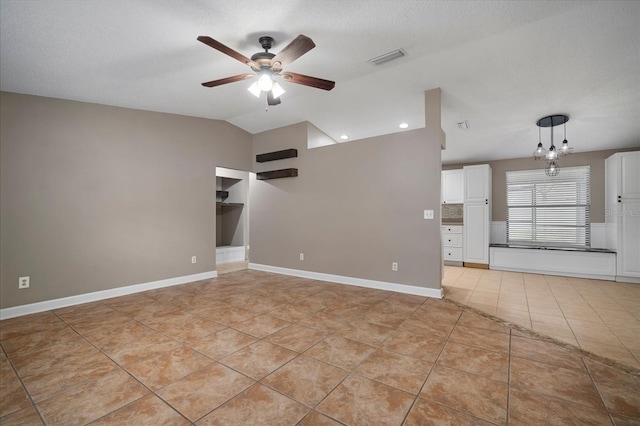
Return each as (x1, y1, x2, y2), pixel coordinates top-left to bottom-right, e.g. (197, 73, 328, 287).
(1, 0, 638, 164)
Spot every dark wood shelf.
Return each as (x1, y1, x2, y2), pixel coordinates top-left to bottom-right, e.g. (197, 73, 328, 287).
(256, 149, 298, 163)
(256, 168, 298, 180)
(216, 202, 244, 208)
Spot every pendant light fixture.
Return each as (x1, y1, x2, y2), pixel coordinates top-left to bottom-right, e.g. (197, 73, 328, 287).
(534, 114, 573, 176)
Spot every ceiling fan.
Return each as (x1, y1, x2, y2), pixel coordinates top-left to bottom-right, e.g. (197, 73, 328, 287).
(197, 34, 335, 106)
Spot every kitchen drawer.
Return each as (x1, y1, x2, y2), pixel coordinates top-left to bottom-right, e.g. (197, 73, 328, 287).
(443, 233, 462, 247)
(443, 247, 462, 261)
(442, 225, 463, 234)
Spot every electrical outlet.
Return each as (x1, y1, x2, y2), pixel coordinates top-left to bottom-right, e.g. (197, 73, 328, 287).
(191, 256, 197, 264)
(424, 209, 434, 219)
(19, 276, 29, 289)
(392, 262, 398, 271)
(299, 253, 304, 261)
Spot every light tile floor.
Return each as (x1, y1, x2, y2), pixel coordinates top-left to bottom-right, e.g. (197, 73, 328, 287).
(0, 269, 638, 425)
(443, 266, 640, 370)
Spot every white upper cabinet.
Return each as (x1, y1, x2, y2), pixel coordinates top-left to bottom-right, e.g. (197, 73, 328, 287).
(441, 169, 464, 204)
(619, 151, 640, 199)
(463, 164, 491, 203)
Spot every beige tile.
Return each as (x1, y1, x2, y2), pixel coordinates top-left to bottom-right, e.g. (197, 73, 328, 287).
(335, 321, 395, 346)
(156, 363, 254, 422)
(466, 302, 498, 316)
(404, 397, 493, 425)
(411, 304, 463, 325)
(585, 358, 640, 420)
(0, 405, 42, 426)
(317, 375, 414, 426)
(510, 357, 604, 410)
(231, 314, 291, 339)
(510, 336, 584, 371)
(356, 349, 433, 394)
(457, 311, 510, 334)
(398, 318, 455, 340)
(83, 322, 181, 367)
(261, 355, 348, 407)
(437, 342, 509, 382)
(220, 341, 297, 380)
(89, 394, 189, 425)
(37, 369, 148, 425)
(449, 325, 510, 353)
(420, 365, 507, 425)
(265, 324, 328, 352)
(125, 346, 213, 391)
(0, 311, 67, 341)
(21, 350, 120, 402)
(0, 375, 31, 418)
(578, 340, 640, 368)
(189, 328, 257, 360)
(383, 329, 447, 362)
(140, 311, 225, 343)
(197, 383, 308, 425)
(508, 387, 611, 425)
(297, 311, 347, 332)
(304, 335, 376, 371)
(297, 410, 343, 426)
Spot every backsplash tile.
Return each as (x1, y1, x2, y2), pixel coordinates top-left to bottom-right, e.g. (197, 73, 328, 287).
(442, 204, 463, 223)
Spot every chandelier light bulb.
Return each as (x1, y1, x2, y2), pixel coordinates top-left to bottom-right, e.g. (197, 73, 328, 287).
(546, 145, 557, 161)
(271, 82, 285, 99)
(257, 72, 274, 92)
(546, 161, 559, 176)
(247, 82, 261, 98)
(533, 142, 546, 160)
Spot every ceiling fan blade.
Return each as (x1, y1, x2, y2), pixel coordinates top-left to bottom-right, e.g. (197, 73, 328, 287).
(267, 91, 282, 106)
(271, 35, 315, 71)
(201, 74, 255, 88)
(281, 72, 335, 91)
(197, 36, 259, 70)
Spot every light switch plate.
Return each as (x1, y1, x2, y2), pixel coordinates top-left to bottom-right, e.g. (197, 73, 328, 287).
(424, 209, 434, 219)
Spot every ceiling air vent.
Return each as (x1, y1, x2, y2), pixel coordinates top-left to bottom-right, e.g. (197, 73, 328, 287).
(368, 49, 406, 65)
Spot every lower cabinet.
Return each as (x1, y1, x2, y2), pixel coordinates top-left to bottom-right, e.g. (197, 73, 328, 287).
(442, 225, 463, 265)
(463, 203, 490, 266)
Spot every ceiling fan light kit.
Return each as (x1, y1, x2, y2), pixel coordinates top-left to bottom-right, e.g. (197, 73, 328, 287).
(533, 114, 574, 176)
(197, 34, 335, 106)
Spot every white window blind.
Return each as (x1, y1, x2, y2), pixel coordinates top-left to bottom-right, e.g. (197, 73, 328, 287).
(506, 166, 590, 248)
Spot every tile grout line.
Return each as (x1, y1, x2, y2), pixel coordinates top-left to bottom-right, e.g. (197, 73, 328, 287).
(50, 309, 195, 425)
(0, 343, 47, 425)
(581, 357, 617, 426)
(505, 328, 512, 425)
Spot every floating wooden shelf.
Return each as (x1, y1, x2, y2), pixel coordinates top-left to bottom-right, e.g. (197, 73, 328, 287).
(256, 168, 298, 180)
(216, 202, 244, 208)
(256, 149, 298, 163)
(216, 190, 229, 199)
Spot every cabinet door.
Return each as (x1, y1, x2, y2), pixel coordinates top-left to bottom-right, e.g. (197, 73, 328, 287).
(463, 203, 489, 264)
(620, 151, 640, 199)
(618, 200, 640, 278)
(464, 165, 491, 203)
(442, 170, 464, 203)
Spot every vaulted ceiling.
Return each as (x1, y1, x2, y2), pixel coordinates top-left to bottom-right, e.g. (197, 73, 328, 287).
(1, 0, 638, 163)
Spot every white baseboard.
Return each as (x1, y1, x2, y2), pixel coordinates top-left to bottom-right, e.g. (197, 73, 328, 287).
(616, 276, 640, 284)
(0, 270, 218, 320)
(248, 263, 443, 299)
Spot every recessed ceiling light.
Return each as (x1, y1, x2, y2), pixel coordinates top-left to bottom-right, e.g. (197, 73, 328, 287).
(399, 123, 409, 129)
(340, 135, 349, 140)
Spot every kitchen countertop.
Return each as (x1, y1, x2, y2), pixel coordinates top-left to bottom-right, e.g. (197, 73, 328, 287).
(442, 221, 463, 226)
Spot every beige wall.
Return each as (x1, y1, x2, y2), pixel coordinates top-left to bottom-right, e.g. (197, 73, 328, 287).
(249, 122, 443, 290)
(443, 148, 639, 222)
(0, 92, 252, 309)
